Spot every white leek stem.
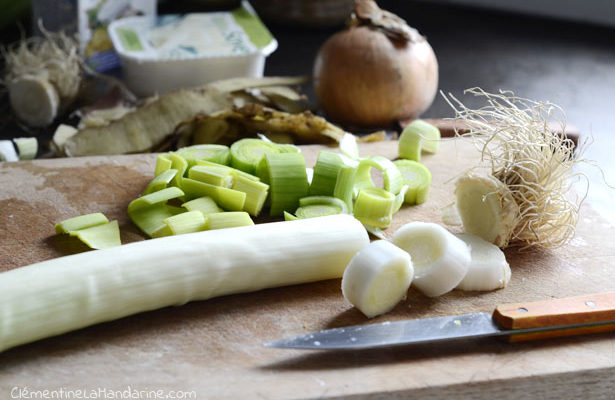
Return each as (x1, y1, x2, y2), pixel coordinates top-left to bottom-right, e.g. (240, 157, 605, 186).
(0, 215, 369, 352)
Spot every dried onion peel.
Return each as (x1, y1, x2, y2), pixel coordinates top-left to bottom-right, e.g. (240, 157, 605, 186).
(445, 88, 588, 249)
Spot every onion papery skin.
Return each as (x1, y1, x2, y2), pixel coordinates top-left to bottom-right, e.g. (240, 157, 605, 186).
(313, 26, 439, 128)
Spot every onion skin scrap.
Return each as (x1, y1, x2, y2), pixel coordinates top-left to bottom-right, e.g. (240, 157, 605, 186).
(313, 2, 438, 128)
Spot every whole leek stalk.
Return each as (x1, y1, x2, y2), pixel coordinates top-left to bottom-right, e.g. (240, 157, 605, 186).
(0, 215, 369, 353)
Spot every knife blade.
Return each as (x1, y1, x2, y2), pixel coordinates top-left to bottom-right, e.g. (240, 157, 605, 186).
(265, 291, 615, 350)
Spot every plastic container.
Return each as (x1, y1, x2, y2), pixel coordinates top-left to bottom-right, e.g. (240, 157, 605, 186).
(108, 1, 277, 97)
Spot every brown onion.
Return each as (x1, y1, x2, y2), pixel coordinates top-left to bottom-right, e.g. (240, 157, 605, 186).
(313, 1, 438, 127)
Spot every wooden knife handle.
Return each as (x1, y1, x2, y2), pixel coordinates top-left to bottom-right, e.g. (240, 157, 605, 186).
(492, 292, 615, 342)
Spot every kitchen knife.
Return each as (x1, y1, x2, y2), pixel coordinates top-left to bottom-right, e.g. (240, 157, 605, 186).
(265, 292, 615, 350)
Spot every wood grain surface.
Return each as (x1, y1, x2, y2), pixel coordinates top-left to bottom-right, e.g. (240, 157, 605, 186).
(1, 139, 614, 399)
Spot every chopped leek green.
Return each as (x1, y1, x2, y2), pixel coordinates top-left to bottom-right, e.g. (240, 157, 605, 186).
(283, 211, 299, 221)
(189, 165, 234, 188)
(334, 160, 358, 213)
(355, 156, 403, 195)
(230, 138, 281, 175)
(176, 144, 230, 168)
(257, 152, 309, 216)
(207, 211, 254, 230)
(168, 153, 188, 187)
(231, 174, 269, 216)
(143, 169, 178, 195)
(393, 185, 409, 213)
(151, 211, 208, 238)
(127, 187, 184, 214)
(127, 187, 185, 237)
(277, 144, 301, 153)
(55, 213, 109, 234)
(180, 178, 246, 211)
(71, 220, 121, 249)
(130, 204, 184, 238)
(309, 151, 344, 196)
(13, 137, 38, 160)
(398, 120, 441, 161)
(182, 196, 222, 215)
(155, 154, 173, 176)
(195, 160, 260, 182)
(353, 187, 396, 229)
(393, 159, 432, 205)
(293, 196, 348, 219)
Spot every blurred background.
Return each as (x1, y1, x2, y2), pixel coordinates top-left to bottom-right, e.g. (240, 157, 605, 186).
(2, 0, 614, 217)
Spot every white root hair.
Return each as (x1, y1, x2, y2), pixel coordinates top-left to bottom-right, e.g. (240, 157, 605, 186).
(1, 25, 82, 106)
(443, 88, 589, 249)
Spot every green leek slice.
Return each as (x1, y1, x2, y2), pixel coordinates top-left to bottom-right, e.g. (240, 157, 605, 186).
(258, 152, 309, 216)
(55, 213, 109, 234)
(182, 196, 222, 215)
(195, 160, 260, 182)
(127, 187, 184, 214)
(128, 187, 185, 237)
(309, 151, 344, 196)
(283, 211, 299, 221)
(334, 161, 358, 213)
(180, 178, 246, 211)
(176, 144, 230, 168)
(399, 120, 441, 161)
(293, 196, 348, 219)
(355, 156, 403, 195)
(155, 154, 173, 176)
(188, 165, 234, 188)
(207, 211, 254, 230)
(130, 205, 184, 237)
(71, 220, 121, 249)
(13, 137, 38, 160)
(353, 187, 396, 229)
(231, 174, 269, 216)
(393, 159, 432, 205)
(230, 138, 281, 175)
(143, 169, 178, 195)
(168, 153, 189, 187)
(151, 211, 208, 238)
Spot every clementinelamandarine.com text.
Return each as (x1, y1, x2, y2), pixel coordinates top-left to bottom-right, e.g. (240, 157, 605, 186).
(9, 386, 197, 399)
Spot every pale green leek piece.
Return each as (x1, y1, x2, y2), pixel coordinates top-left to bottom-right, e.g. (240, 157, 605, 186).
(151, 210, 208, 238)
(13, 137, 38, 160)
(207, 211, 254, 230)
(291, 196, 348, 220)
(230, 138, 282, 175)
(176, 144, 230, 168)
(71, 220, 121, 249)
(353, 187, 396, 229)
(182, 196, 222, 215)
(354, 156, 403, 196)
(143, 169, 178, 195)
(55, 212, 109, 233)
(393, 159, 432, 205)
(257, 152, 309, 216)
(398, 120, 441, 161)
(55, 213, 120, 249)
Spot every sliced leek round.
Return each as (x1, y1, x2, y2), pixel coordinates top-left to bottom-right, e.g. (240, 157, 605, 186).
(8, 75, 59, 128)
(391, 222, 470, 297)
(342, 240, 413, 318)
(230, 138, 281, 175)
(455, 233, 511, 291)
(393, 159, 432, 205)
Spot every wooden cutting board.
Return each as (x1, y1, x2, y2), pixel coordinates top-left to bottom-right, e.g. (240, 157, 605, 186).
(1, 139, 614, 399)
